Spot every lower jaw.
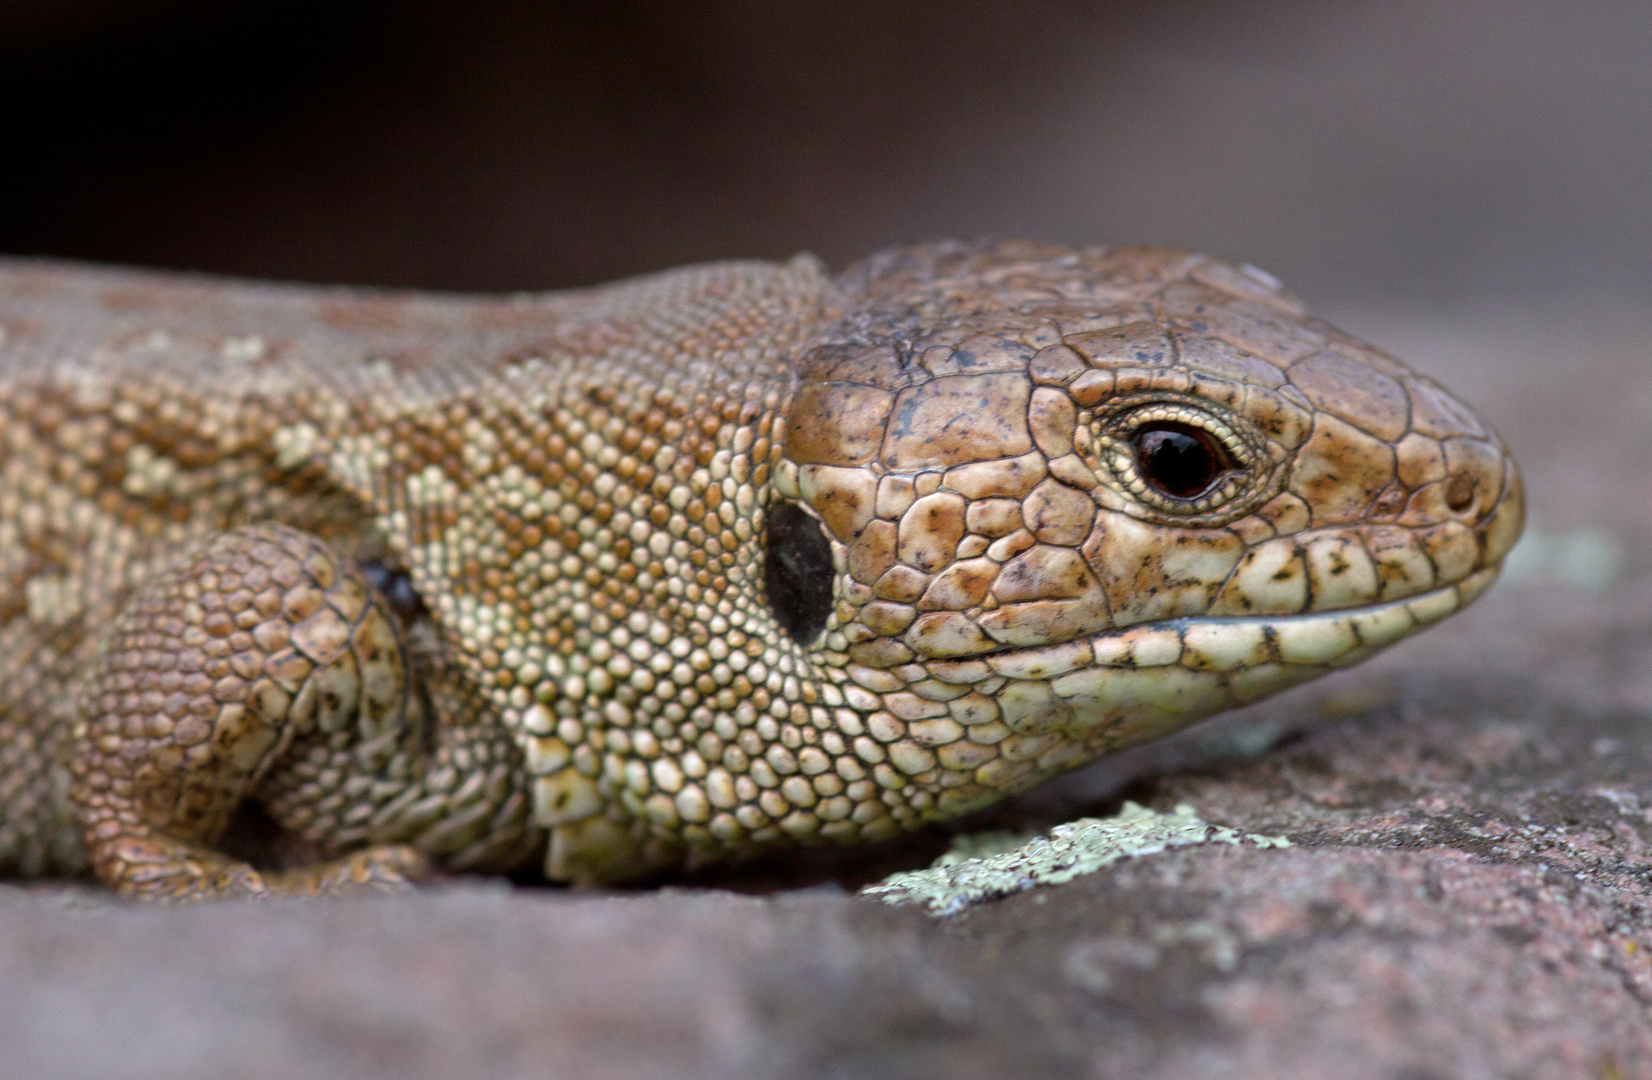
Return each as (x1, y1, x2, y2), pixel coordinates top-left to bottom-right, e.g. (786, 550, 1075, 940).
(934, 565, 1502, 750)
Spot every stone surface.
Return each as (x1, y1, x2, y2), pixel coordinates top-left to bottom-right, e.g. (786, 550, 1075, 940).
(2, 302, 1649, 1078)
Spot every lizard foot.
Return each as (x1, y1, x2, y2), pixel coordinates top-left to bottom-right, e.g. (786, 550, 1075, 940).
(95, 833, 273, 901)
(89, 832, 432, 901)
(264, 844, 434, 896)
(70, 524, 457, 900)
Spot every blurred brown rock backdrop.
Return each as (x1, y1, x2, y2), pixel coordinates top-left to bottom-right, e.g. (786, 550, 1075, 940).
(4, 0, 1651, 303)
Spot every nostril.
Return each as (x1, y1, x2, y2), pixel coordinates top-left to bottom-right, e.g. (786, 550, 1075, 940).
(1444, 473, 1476, 513)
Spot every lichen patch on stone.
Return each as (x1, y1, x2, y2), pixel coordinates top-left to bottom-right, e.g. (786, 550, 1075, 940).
(862, 802, 1291, 916)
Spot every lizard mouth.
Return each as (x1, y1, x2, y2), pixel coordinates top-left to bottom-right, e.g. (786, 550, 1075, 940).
(924, 565, 1501, 739)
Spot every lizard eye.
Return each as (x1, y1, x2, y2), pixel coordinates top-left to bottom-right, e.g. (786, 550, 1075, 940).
(1088, 400, 1265, 519)
(764, 501, 835, 646)
(1133, 422, 1231, 499)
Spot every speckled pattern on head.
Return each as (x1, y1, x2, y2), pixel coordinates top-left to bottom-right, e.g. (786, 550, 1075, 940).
(0, 240, 1522, 897)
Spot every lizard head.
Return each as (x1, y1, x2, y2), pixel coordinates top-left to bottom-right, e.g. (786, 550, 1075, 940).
(768, 240, 1522, 814)
(481, 238, 1519, 882)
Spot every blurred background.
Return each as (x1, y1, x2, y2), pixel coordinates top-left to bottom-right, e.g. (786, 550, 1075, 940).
(3, 0, 1650, 308)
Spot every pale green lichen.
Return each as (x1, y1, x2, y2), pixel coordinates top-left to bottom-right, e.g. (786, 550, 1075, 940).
(862, 802, 1292, 916)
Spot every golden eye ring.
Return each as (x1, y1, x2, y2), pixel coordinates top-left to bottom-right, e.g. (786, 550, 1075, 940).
(1088, 398, 1267, 518)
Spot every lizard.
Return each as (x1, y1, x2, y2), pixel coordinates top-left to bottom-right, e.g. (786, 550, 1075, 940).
(0, 239, 1523, 899)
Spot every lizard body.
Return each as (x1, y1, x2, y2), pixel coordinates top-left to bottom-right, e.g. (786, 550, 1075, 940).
(0, 240, 1522, 897)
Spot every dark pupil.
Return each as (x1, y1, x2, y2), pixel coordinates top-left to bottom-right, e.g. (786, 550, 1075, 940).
(1133, 424, 1224, 499)
(764, 501, 835, 645)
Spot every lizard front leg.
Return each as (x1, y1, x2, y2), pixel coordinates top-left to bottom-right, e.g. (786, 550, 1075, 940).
(68, 523, 437, 900)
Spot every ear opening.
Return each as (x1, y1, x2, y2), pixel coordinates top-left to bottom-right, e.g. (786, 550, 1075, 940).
(763, 500, 835, 646)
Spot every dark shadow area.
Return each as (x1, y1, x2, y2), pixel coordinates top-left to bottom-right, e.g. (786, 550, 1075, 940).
(6, 0, 1652, 302)
(0, 0, 1163, 288)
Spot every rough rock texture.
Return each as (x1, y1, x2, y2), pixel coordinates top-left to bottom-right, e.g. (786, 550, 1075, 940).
(3, 304, 1649, 1078)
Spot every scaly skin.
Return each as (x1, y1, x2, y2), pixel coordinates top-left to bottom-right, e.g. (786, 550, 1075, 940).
(0, 240, 1522, 899)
